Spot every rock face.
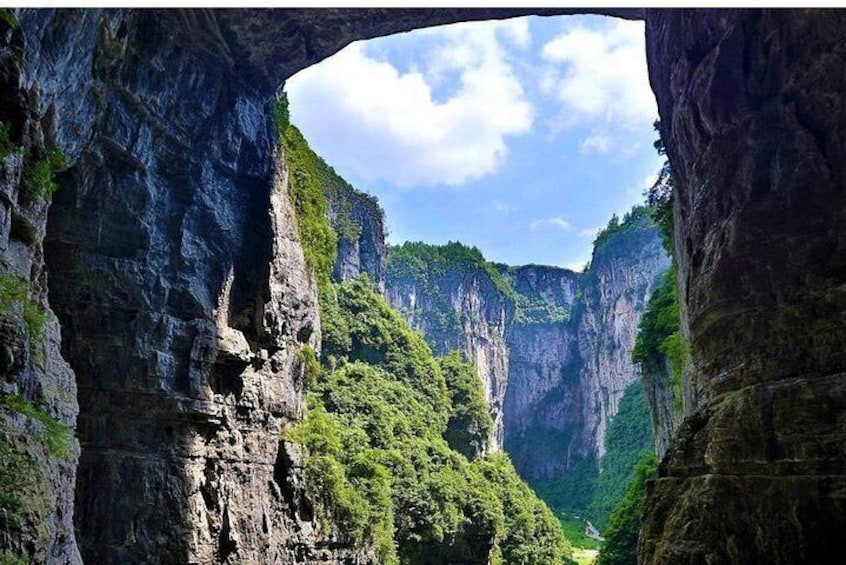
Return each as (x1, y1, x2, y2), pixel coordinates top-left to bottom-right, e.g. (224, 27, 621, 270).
(576, 224, 669, 461)
(10, 9, 351, 563)
(504, 220, 669, 481)
(321, 160, 386, 292)
(640, 358, 680, 459)
(0, 15, 80, 564)
(3, 7, 845, 564)
(385, 220, 669, 478)
(640, 9, 846, 563)
(386, 249, 512, 450)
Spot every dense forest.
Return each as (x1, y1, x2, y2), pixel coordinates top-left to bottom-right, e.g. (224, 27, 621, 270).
(277, 102, 575, 563)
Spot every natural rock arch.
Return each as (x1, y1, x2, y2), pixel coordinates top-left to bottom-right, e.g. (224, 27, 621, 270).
(2, 8, 844, 563)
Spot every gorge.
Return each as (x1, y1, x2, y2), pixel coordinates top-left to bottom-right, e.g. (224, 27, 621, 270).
(1, 7, 845, 565)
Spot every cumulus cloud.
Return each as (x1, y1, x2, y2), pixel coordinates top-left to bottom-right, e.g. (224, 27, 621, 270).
(529, 216, 571, 231)
(286, 19, 534, 188)
(579, 226, 601, 239)
(540, 20, 657, 150)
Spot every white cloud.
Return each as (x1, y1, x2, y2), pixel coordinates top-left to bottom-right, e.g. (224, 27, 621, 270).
(564, 258, 590, 272)
(286, 19, 534, 188)
(579, 226, 601, 239)
(580, 132, 612, 154)
(530, 216, 571, 231)
(540, 20, 657, 150)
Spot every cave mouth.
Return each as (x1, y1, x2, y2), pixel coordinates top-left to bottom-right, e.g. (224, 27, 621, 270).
(283, 13, 667, 556)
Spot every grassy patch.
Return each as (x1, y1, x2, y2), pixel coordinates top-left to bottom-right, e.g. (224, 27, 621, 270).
(0, 272, 49, 363)
(1, 394, 72, 459)
(21, 146, 67, 201)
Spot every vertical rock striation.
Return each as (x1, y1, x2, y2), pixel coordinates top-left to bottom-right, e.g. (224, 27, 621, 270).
(576, 220, 669, 461)
(385, 217, 669, 483)
(386, 246, 512, 451)
(0, 13, 80, 564)
(641, 9, 846, 563)
(504, 217, 668, 483)
(320, 158, 386, 292)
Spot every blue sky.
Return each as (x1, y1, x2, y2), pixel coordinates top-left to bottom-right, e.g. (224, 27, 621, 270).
(286, 15, 660, 271)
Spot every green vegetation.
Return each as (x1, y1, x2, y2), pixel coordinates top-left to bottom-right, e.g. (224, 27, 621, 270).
(0, 427, 37, 531)
(595, 454, 657, 565)
(438, 350, 493, 459)
(388, 241, 517, 302)
(558, 516, 601, 551)
(631, 267, 685, 414)
(513, 292, 571, 325)
(0, 8, 18, 29)
(274, 97, 337, 291)
(530, 452, 598, 519)
(21, 146, 67, 201)
(0, 272, 49, 362)
(290, 276, 573, 564)
(645, 120, 674, 252)
(0, 551, 27, 565)
(589, 382, 653, 530)
(0, 122, 23, 160)
(316, 154, 383, 245)
(0, 394, 73, 460)
(591, 206, 654, 256)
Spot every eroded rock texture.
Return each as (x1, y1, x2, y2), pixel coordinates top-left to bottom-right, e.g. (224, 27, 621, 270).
(23, 8, 337, 564)
(2, 6, 844, 564)
(384, 226, 668, 479)
(504, 227, 668, 480)
(387, 262, 512, 451)
(0, 16, 80, 564)
(641, 9, 846, 563)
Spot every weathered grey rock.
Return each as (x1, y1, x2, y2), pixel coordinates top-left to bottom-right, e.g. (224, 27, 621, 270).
(640, 358, 680, 459)
(577, 227, 669, 460)
(503, 226, 668, 481)
(324, 173, 386, 292)
(387, 263, 511, 452)
(3, 6, 845, 564)
(0, 14, 80, 564)
(385, 226, 668, 479)
(640, 8, 846, 563)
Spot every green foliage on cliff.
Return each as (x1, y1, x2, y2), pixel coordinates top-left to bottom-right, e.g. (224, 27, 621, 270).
(595, 454, 657, 565)
(388, 241, 517, 303)
(0, 394, 72, 460)
(632, 267, 685, 413)
(646, 120, 674, 253)
(321, 276, 449, 419)
(21, 146, 67, 202)
(591, 206, 654, 257)
(438, 350, 494, 459)
(590, 382, 653, 530)
(0, 122, 22, 160)
(0, 9, 17, 29)
(512, 292, 571, 325)
(316, 155, 384, 245)
(0, 272, 49, 363)
(292, 276, 573, 564)
(274, 98, 338, 290)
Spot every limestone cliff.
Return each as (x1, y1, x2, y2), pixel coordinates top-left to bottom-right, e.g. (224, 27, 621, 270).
(386, 243, 512, 452)
(385, 212, 669, 486)
(504, 211, 669, 487)
(319, 157, 386, 292)
(2, 7, 844, 564)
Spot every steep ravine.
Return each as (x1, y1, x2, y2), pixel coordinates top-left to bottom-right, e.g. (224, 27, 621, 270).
(384, 211, 670, 510)
(1, 8, 844, 564)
